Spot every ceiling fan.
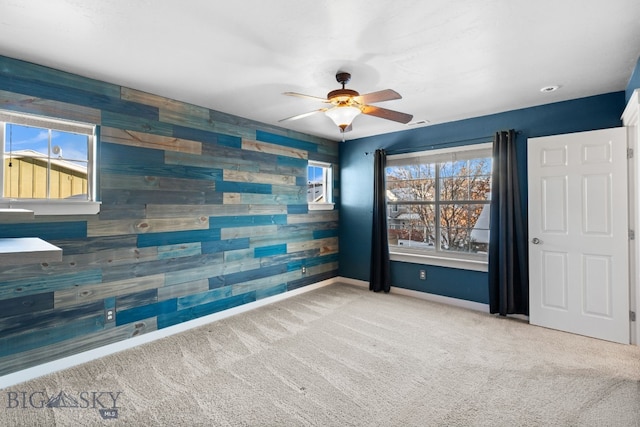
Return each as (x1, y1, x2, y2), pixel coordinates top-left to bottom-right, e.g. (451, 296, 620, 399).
(280, 72, 413, 134)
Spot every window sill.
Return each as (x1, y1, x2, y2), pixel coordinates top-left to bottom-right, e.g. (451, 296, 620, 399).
(389, 249, 488, 272)
(0, 200, 101, 216)
(308, 203, 335, 211)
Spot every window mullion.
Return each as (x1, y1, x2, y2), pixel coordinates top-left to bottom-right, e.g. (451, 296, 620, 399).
(435, 162, 441, 252)
(46, 128, 52, 199)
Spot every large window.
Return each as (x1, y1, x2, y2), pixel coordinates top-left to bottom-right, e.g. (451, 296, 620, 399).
(307, 160, 334, 210)
(385, 143, 492, 271)
(0, 110, 99, 215)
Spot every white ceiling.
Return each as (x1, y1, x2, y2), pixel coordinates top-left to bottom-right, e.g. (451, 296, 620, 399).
(1, 0, 640, 142)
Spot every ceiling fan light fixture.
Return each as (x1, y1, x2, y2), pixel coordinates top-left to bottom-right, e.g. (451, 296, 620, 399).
(325, 105, 361, 131)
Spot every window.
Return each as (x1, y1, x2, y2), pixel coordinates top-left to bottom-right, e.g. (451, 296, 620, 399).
(307, 160, 334, 210)
(385, 143, 492, 271)
(0, 110, 100, 215)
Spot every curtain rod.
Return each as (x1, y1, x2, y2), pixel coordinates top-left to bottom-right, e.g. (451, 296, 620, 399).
(364, 130, 520, 156)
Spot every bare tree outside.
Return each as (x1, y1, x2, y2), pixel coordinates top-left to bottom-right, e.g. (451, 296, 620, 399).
(386, 156, 492, 255)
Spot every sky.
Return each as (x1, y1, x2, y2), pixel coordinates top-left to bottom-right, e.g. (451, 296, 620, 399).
(5, 123, 88, 165)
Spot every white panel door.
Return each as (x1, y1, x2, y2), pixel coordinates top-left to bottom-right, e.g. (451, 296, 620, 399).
(528, 128, 629, 344)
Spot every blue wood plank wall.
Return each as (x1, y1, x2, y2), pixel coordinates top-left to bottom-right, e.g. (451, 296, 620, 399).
(0, 55, 339, 376)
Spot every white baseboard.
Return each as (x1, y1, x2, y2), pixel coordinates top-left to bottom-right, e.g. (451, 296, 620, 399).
(0, 278, 338, 389)
(338, 276, 490, 313)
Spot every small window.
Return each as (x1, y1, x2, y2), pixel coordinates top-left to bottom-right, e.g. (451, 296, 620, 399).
(307, 160, 334, 210)
(386, 143, 492, 271)
(0, 111, 100, 215)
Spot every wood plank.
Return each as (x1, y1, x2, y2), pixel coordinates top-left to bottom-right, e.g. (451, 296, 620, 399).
(287, 237, 339, 255)
(157, 292, 255, 329)
(98, 204, 147, 220)
(101, 252, 223, 283)
(0, 319, 157, 376)
(116, 288, 158, 311)
(0, 55, 121, 98)
(157, 242, 202, 259)
(209, 263, 288, 289)
(101, 188, 207, 205)
(201, 238, 250, 254)
(164, 256, 260, 287)
(116, 299, 177, 326)
(157, 279, 209, 301)
(145, 203, 288, 218)
(136, 228, 221, 248)
(0, 293, 53, 318)
(258, 249, 319, 267)
(87, 216, 209, 237)
(146, 203, 248, 218)
(165, 150, 260, 173)
(223, 248, 255, 263)
(224, 169, 296, 186)
(0, 300, 103, 337)
(120, 87, 210, 121)
(255, 130, 319, 153)
(176, 286, 232, 310)
(220, 224, 278, 240)
(101, 111, 173, 137)
(101, 126, 202, 154)
(223, 193, 305, 205)
(230, 271, 299, 296)
(0, 269, 102, 300)
(0, 314, 104, 358)
(210, 214, 287, 229)
(63, 246, 159, 269)
(223, 193, 242, 204)
(51, 235, 138, 256)
(271, 184, 306, 196)
(254, 244, 287, 258)
(0, 90, 102, 124)
(54, 274, 165, 309)
(242, 139, 308, 160)
(0, 221, 87, 240)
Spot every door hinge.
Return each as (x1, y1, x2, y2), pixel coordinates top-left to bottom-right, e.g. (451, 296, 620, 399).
(628, 148, 634, 159)
(629, 230, 635, 240)
(631, 311, 636, 322)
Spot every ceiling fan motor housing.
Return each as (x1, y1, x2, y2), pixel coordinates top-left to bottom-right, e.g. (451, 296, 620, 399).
(327, 88, 360, 106)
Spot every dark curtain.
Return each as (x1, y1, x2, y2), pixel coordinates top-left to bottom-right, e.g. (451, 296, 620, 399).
(488, 130, 529, 315)
(370, 149, 390, 293)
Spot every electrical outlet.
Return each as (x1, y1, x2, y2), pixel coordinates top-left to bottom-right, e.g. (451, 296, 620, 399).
(105, 309, 115, 323)
(419, 269, 426, 280)
(301, 266, 307, 274)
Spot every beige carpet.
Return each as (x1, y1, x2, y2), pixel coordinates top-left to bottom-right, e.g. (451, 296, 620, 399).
(1, 283, 639, 426)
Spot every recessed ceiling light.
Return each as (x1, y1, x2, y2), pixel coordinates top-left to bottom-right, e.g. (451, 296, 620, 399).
(540, 85, 560, 93)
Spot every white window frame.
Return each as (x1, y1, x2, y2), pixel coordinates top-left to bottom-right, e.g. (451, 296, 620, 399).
(307, 160, 335, 211)
(386, 142, 492, 272)
(0, 110, 100, 215)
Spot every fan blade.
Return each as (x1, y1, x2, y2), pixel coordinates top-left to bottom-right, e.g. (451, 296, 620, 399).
(361, 105, 413, 124)
(283, 92, 329, 103)
(355, 89, 402, 104)
(278, 108, 327, 122)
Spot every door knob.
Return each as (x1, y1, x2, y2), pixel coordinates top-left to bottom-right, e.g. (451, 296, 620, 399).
(532, 238, 541, 244)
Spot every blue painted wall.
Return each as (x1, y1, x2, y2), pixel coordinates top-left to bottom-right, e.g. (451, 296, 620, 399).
(626, 55, 640, 102)
(339, 92, 626, 304)
(0, 56, 339, 376)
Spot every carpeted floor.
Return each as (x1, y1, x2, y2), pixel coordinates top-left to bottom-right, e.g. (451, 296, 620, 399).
(1, 283, 639, 426)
